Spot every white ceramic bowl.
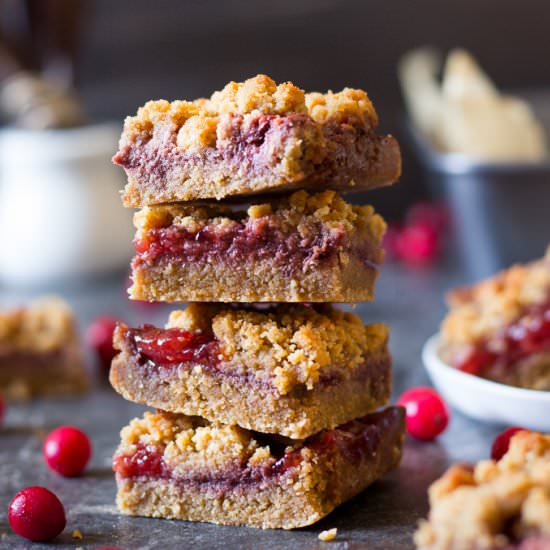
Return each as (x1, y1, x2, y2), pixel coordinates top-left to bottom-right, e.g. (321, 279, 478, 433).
(422, 333, 550, 431)
(0, 123, 134, 285)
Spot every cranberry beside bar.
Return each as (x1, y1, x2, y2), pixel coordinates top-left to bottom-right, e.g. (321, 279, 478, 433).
(113, 75, 401, 205)
(0, 296, 88, 399)
(440, 247, 550, 390)
(113, 407, 405, 529)
(415, 430, 550, 550)
(129, 190, 386, 303)
(110, 303, 391, 439)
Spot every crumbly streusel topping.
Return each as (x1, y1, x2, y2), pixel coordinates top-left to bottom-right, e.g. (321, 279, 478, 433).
(415, 431, 550, 550)
(0, 296, 77, 352)
(441, 247, 550, 347)
(167, 304, 388, 395)
(134, 190, 387, 248)
(120, 74, 377, 151)
(117, 410, 277, 473)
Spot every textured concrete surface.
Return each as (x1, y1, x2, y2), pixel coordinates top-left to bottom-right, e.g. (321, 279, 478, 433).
(0, 262, 503, 549)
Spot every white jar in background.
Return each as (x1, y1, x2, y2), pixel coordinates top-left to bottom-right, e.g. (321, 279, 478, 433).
(0, 123, 134, 286)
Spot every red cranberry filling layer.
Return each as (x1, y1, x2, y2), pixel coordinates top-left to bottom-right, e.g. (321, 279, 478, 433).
(128, 325, 219, 366)
(113, 408, 402, 484)
(456, 302, 550, 376)
(133, 217, 378, 275)
(114, 112, 314, 176)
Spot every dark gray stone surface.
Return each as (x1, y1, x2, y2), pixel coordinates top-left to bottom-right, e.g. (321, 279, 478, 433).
(0, 262, 503, 549)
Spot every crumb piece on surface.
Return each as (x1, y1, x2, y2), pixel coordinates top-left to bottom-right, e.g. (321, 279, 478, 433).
(319, 528, 338, 541)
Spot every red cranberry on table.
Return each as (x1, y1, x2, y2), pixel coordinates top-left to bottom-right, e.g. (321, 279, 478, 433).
(43, 426, 92, 477)
(85, 316, 120, 372)
(394, 222, 440, 265)
(8, 486, 66, 542)
(384, 200, 449, 266)
(397, 386, 450, 441)
(491, 426, 527, 461)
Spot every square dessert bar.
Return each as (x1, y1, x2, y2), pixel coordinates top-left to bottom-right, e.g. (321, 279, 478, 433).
(129, 190, 386, 303)
(0, 296, 88, 399)
(415, 430, 550, 550)
(440, 247, 550, 390)
(113, 74, 401, 205)
(113, 407, 405, 529)
(110, 303, 391, 439)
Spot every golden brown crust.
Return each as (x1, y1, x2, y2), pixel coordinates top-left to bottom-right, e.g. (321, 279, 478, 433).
(415, 431, 550, 549)
(441, 248, 550, 347)
(130, 254, 379, 303)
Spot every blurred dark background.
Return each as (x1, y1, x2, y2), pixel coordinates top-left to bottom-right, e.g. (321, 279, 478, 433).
(80, 0, 550, 217)
(3, 0, 550, 218)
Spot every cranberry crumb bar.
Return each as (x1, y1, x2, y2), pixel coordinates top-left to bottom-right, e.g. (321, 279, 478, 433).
(0, 296, 87, 399)
(110, 303, 391, 439)
(113, 74, 401, 205)
(415, 430, 550, 550)
(440, 247, 550, 390)
(129, 190, 386, 303)
(113, 406, 405, 529)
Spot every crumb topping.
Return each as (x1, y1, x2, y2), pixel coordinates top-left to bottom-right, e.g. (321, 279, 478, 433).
(134, 190, 387, 249)
(166, 304, 388, 395)
(415, 431, 550, 549)
(118, 411, 276, 473)
(441, 247, 550, 347)
(306, 88, 377, 126)
(209, 74, 307, 116)
(120, 74, 377, 151)
(0, 296, 77, 352)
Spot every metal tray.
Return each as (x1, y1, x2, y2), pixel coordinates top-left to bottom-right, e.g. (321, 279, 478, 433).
(405, 90, 550, 280)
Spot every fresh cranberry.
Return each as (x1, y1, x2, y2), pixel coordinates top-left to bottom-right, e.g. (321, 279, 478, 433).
(491, 427, 527, 461)
(43, 426, 92, 477)
(405, 201, 451, 234)
(397, 387, 450, 441)
(395, 222, 440, 265)
(8, 487, 66, 542)
(86, 316, 120, 372)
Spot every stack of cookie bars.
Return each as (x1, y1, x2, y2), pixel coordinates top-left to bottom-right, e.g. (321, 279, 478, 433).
(110, 75, 406, 529)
